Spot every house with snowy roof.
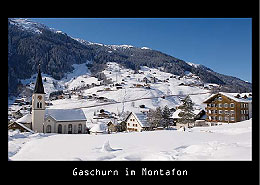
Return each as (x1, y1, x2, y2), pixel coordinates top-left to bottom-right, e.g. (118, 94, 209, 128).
(203, 92, 252, 123)
(21, 65, 88, 134)
(125, 112, 150, 132)
(171, 107, 206, 128)
(89, 123, 107, 135)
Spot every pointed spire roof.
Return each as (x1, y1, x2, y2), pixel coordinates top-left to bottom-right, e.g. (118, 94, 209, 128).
(34, 64, 45, 94)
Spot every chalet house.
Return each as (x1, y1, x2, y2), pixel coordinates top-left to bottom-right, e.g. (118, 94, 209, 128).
(8, 121, 34, 133)
(125, 112, 150, 132)
(171, 108, 206, 128)
(133, 84, 144, 88)
(203, 92, 252, 123)
(15, 113, 32, 130)
(107, 121, 117, 133)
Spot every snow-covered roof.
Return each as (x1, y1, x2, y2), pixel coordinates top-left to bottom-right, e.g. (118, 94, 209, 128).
(133, 113, 149, 127)
(16, 114, 32, 124)
(89, 123, 107, 133)
(171, 109, 182, 119)
(45, 109, 87, 122)
(11, 121, 34, 133)
(171, 109, 203, 119)
(203, 92, 252, 103)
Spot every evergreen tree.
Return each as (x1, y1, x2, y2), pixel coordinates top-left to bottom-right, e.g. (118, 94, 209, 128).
(147, 107, 163, 129)
(177, 95, 195, 127)
(154, 107, 163, 127)
(162, 105, 172, 128)
(147, 109, 156, 129)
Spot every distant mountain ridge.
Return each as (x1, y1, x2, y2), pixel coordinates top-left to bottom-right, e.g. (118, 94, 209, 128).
(8, 18, 252, 96)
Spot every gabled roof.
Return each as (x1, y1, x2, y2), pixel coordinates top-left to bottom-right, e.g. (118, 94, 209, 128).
(203, 92, 252, 103)
(34, 65, 45, 94)
(89, 123, 107, 133)
(16, 113, 32, 124)
(45, 109, 87, 122)
(171, 108, 203, 119)
(125, 112, 149, 127)
(134, 113, 149, 127)
(9, 122, 34, 133)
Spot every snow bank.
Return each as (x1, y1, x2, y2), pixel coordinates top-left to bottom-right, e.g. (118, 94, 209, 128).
(9, 119, 252, 161)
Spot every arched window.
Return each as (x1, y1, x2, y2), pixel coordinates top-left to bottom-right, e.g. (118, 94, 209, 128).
(78, 124, 82, 134)
(68, 124, 72, 134)
(40, 102, 42, 108)
(46, 125, 51, 133)
(37, 102, 40, 108)
(58, 124, 62, 134)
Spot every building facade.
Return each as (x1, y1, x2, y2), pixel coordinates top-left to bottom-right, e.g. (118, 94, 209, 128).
(44, 109, 87, 134)
(125, 112, 149, 132)
(203, 92, 252, 123)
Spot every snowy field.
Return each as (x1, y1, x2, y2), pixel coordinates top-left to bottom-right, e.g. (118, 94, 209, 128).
(8, 119, 252, 161)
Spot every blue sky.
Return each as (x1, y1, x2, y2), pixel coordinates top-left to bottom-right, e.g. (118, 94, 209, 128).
(30, 18, 252, 82)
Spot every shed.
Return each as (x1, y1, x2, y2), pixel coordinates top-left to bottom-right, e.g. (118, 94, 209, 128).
(89, 123, 107, 135)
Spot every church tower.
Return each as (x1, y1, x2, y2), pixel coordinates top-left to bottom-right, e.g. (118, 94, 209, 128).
(32, 65, 45, 133)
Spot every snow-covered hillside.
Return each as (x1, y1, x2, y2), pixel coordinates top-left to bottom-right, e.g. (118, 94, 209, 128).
(8, 62, 252, 161)
(9, 61, 212, 124)
(8, 119, 252, 161)
(44, 62, 210, 120)
(20, 62, 93, 97)
(9, 18, 63, 35)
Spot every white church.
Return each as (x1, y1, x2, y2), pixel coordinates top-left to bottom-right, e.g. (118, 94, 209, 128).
(12, 66, 87, 134)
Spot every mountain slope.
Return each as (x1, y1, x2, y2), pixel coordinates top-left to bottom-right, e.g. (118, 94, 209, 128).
(8, 18, 252, 96)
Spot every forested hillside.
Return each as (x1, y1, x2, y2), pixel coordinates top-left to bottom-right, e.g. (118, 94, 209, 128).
(8, 18, 252, 96)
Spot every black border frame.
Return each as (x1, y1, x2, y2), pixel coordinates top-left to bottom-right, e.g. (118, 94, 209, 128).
(6, 0, 259, 183)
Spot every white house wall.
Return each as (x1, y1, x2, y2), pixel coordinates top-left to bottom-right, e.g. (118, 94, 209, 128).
(126, 114, 143, 132)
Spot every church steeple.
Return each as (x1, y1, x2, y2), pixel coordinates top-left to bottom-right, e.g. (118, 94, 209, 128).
(34, 64, 45, 94)
(32, 64, 45, 133)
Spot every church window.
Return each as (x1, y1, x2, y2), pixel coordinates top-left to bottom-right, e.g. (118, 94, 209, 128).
(46, 125, 51, 133)
(39, 102, 42, 108)
(37, 102, 40, 108)
(58, 124, 62, 134)
(68, 124, 72, 134)
(78, 124, 82, 134)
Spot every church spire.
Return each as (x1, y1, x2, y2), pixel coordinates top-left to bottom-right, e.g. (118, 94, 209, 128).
(34, 64, 45, 94)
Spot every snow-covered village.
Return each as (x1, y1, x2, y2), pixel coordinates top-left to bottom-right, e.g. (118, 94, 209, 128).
(8, 62, 252, 161)
(8, 18, 253, 161)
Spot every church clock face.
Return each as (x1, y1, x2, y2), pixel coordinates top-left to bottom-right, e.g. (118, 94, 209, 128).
(37, 95, 42, 101)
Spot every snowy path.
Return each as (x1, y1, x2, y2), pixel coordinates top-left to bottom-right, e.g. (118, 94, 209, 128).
(9, 119, 252, 161)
